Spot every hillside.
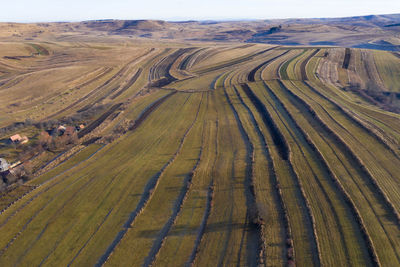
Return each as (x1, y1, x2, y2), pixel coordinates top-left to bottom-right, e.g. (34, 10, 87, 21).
(1, 14, 400, 50)
(0, 16, 399, 266)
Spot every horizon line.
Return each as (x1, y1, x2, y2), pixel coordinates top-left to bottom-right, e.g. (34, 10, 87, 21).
(1, 12, 399, 24)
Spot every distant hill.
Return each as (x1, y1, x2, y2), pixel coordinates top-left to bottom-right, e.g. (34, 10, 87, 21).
(81, 19, 168, 32)
(1, 14, 400, 50)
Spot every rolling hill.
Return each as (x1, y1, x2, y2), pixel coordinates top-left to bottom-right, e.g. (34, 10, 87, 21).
(1, 14, 400, 50)
(0, 14, 399, 267)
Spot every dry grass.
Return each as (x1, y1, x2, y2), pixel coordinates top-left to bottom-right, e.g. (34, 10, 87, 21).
(0, 31, 399, 267)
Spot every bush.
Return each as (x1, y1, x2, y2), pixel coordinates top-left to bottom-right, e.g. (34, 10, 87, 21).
(287, 247, 294, 260)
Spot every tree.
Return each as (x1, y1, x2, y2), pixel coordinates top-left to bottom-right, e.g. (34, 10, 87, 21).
(39, 131, 52, 150)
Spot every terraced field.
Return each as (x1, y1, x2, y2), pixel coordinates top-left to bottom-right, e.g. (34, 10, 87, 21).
(0, 39, 400, 267)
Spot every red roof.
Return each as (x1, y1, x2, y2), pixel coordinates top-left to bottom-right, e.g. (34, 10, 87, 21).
(10, 134, 22, 142)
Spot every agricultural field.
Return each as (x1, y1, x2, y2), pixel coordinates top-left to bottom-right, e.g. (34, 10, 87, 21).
(0, 22, 399, 267)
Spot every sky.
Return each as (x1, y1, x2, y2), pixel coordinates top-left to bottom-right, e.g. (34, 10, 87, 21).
(1, 0, 400, 22)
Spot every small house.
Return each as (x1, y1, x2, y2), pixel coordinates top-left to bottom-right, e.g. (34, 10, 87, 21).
(0, 158, 9, 172)
(10, 134, 22, 143)
(57, 125, 67, 135)
(76, 124, 85, 131)
(58, 125, 66, 131)
(9, 134, 29, 144)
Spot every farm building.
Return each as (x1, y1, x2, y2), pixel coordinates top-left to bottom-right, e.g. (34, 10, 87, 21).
(0, 158, 9, 172)
(9, 134, 29, 144)
(58, 125, 66, 132)
(75, 124, 86, 131)
(10, 134, 22, 143)
(46, 125, 71, 136)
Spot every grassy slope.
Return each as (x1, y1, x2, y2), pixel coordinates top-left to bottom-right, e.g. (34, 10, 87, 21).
(154, 93, 217, 266)
(193, 88, 251, 266)
(281, 79, 400, 265)
(238, 82, 318, 266)
(300, 80, 400, 213)
(254, 80, 367, 266)
(373, 50, 400, 92)
(1, 41, 400, 267)
(225, 85, 286, 266)
(105, 93, 205, 265)
(0, 93, 198, 266)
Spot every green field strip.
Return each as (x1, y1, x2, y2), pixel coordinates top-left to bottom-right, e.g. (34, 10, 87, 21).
(254, 80, 368, 266)
(272, 80, 380, 265)
(238, 83, 319, 266)
(373, 50, 400, 92)
(308, 70, 400, 147)
(214, 71, 230, 89)
(225, 85, 287, 266)
(170, 49, 283, 91)
(344, 95, 400, 145)
(335, 100, 400, 152)
(288, 80, 400, 214)
(27, 93, 195, 266)
(104, 93, 205, 266)
(192, 89, 249, 266)
(336, 48, 350, 87)
(118, 90, 171, 121)
(77, 93, 198, 267)
(294, 80, 400, 215)
(0, 93, 195, 265)
(362, 50, 387, 91)
(0, 94, 180, 264)
(194, 46, 277, 75)
(32, 90, 168, 185)
(28, 144, 104, 185)
(99, 89, 172, 136)
(28, 43, 50, 56)
(0, 185, 34, 213)
(1, 42, 400, 267)
(305, 54, 323, 83)
(279, 79, 400, 265)
(225, 70, 242, 88)
(224, 86, 266, 265)
(169, 70, 225, 91)
(298, 49, 320, 81)
(154, 94, 218, 266)
(247, 49, 291, 82)
(261, 49, 302, 81)
(352, 49, 370, 84)
(311, 56, 400, 135)
(288, 49, 316, 81)
(279, 49, 307, 80)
